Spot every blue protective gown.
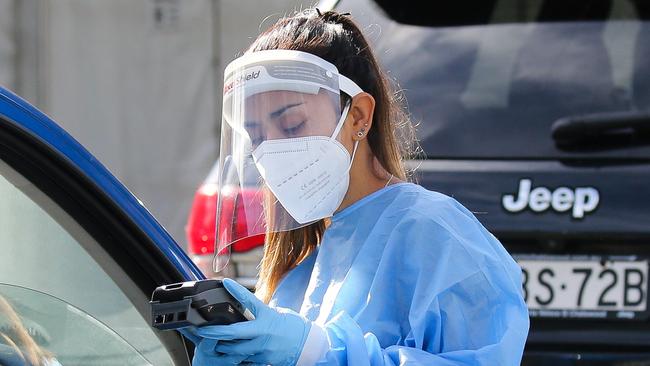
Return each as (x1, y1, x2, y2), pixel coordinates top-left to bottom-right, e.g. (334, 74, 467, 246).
(271, 182, 529, 365)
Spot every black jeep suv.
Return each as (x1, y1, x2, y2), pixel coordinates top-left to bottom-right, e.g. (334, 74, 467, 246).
(324, 0, 650, 364)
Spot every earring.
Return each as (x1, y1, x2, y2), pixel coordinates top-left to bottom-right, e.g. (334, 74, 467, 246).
(357, 123, 368, 138)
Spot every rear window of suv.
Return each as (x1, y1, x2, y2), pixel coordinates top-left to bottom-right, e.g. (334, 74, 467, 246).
(341, 0, 650, 159)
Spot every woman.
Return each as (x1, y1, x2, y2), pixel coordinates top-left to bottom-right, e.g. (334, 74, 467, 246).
(193, 8, 529, 366)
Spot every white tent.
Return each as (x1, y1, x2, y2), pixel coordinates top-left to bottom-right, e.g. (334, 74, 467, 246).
(0, 0, 312, 248)
(0, 0, 14, 89)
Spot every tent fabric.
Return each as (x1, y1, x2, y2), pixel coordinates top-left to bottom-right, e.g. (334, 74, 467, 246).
(0, 0, 314, 247)
(45, 0, 219, 245)
(0, 0, 15, 88)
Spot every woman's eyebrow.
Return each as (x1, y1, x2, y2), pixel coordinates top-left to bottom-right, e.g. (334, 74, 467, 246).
(269, 103, 303, 119)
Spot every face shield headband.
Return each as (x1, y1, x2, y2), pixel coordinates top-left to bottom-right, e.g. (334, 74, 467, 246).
(222, 49, 363, 134)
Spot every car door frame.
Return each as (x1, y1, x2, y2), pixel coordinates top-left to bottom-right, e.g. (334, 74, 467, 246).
(0, 87, 204, 364)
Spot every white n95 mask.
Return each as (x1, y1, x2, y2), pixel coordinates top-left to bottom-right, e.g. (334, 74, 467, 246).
(213, 49, 363, 272)
(251, 103, 358, 225)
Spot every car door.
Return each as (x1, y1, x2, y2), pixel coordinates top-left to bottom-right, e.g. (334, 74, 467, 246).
(0, 86, 203, 365)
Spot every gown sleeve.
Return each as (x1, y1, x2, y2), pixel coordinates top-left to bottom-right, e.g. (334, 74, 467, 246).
(299, 196, 530, 366)
(313, 269, 529, 365)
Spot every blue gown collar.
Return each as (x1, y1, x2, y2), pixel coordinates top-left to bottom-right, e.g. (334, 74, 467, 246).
(332, 182, 411, 221)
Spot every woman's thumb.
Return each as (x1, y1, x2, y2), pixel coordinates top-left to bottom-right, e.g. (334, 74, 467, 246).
(222, 278, 262, 315)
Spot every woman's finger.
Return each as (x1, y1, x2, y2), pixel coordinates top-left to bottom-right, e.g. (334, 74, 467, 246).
(196, 320, 261, 340)
(193, 348, 248, 365)
(244, 352, 278, 365)
(222, 278, 264, 316)
(178, 327, 202, 345)
(196, 338, 218, 354)
(213, 337, 265, 355)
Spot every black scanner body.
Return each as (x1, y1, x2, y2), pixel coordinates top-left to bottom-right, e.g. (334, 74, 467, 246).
(150, 279, 250, 330)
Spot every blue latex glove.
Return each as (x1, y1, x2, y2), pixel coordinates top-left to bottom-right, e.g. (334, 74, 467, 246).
(192, 278, 312, 366)
(179, 327, 201, 345)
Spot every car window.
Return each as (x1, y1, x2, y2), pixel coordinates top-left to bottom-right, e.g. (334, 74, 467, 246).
(0, 159, 175, 365)
(0, 284, 150, 366)
(344, 0, 650, 159)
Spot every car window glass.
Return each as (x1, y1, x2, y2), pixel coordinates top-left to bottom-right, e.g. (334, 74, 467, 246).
(0, 284, 150, 366)
(0, 159, 175, 365)
(351, 0, 650, 158)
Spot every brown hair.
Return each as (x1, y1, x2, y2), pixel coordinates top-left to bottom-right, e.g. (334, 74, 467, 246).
(251, 9, 418, 302)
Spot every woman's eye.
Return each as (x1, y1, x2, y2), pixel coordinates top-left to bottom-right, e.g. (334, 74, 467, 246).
(283, 121, 306, 136)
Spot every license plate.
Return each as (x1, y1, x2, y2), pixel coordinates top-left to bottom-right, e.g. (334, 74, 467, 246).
(514, 255, 649, 320)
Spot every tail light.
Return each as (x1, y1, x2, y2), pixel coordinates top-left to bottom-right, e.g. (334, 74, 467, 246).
(186, 183, 265, 259)
(186, 183, 219, 256)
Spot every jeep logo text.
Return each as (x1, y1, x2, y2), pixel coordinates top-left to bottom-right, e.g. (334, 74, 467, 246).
(502, 179, 600, 219)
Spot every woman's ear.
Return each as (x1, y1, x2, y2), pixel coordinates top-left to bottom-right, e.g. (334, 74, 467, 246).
(347, 92, 376, 141)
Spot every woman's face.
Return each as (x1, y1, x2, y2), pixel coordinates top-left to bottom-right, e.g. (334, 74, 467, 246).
(243, 89, 340, 148)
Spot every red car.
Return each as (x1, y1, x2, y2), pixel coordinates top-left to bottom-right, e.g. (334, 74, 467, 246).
(186, 162, 264, 289)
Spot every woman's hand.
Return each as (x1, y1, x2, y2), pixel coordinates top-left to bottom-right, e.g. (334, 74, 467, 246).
(192, 278, 312, 366)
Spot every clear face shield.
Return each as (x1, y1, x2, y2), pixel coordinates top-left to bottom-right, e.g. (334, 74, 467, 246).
(214, 50, 363, 272)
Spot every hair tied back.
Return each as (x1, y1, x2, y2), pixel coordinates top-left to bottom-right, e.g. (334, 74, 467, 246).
(315, 8, 351, 21)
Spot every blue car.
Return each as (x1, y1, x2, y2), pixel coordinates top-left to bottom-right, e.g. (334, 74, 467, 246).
(0, 86, 202, 365)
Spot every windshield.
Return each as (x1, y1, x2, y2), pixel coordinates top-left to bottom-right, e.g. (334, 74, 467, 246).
(345, 0, 650, 158)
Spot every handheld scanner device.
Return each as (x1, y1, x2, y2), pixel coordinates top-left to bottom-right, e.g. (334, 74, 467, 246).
(150, 279, 254, 330)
